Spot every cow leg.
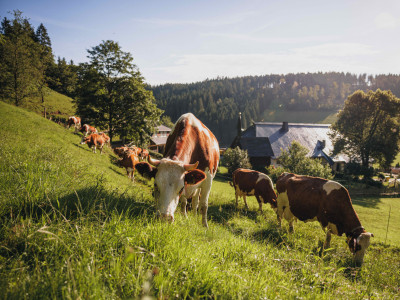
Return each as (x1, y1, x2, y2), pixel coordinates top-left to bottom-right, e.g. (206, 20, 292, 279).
(99, 146, 103, 154)
(191, 189, 200, 214)
(180, 196, 188, 217)
(255, 194, 263, 212)
(243, 195, 249, 210)
(199, 175, 213, 228)
(323, 229, 332, 250)
(235, 192, 239, 208)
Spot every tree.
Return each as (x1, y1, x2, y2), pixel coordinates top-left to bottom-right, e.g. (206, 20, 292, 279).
(76, 40, 162, 144)
(330, 89, 400, 171)
(223, 147, 251, 175)
(278, 141, 333, 179)
(0, 10, 41, 106)
(34, 23, 53, 105)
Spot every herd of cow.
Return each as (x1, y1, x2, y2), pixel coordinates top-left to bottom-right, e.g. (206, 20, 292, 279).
(67, 113, 373, 266)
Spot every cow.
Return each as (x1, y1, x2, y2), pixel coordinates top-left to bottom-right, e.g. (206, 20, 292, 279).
(114, 146, 131, 157)
(118, 152, 140, 181)
(139, 148, 149, 161)
(67, 116, 81, 132)
(98, 132, 110, 144)
(276, 172, 374, 266)
(229, 168, 277, 212)
(79, 124, 98, 137)
(80, 133, 106, 154)
(135, 113, 219, 227)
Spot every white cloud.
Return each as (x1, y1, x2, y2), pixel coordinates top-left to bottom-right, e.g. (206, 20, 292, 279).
(374, 12, 398, 29)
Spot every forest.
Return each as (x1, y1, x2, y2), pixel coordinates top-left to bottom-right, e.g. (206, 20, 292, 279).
(151, 73, 400, 146)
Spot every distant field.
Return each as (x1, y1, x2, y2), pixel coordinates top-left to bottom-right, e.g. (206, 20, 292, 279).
(261, 109, 338, 124)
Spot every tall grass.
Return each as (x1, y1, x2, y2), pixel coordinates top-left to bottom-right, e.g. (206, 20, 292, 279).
(1, 102, 399, 299)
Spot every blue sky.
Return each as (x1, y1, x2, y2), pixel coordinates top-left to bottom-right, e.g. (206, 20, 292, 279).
(1, 0, 399, 85)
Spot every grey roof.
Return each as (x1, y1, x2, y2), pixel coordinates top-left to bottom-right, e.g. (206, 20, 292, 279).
(239, 122, 348, 163)
(150, 136, 168, 145)
(156, 125, 171, 132)
(239, 137, 274, 157)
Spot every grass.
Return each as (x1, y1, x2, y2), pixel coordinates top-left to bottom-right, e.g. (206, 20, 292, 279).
(1, 101, 400, 299)
(18, 89, 76, 121)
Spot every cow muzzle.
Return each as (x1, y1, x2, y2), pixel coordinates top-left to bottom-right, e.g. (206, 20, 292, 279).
(159, 213, 174, 223)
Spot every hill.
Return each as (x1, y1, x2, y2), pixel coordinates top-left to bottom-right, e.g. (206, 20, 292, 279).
(151, 72, 400, 146)
(1, 101, 399, 298)
(18, 89, 76, 122)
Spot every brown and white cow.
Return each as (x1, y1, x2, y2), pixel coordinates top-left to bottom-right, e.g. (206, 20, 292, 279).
(276, 172, 373, 266)
(139, 148, 149, 161)
(230, 168, 277, 212)
(98, 132, 110, 144)
(67, 116, 81, 132)
(79, 124, 98, 137)
(118, 152, 140, 181)
(136, 113, 219, 227)
(80, 133, 106, 154)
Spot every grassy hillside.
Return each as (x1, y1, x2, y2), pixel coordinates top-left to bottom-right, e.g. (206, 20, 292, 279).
(1, 101, 399, 299)
(261, 109, 338, 124)
(19, 89, 76, 121)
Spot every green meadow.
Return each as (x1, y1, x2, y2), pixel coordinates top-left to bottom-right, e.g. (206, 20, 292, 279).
(1, 101, 399, 299)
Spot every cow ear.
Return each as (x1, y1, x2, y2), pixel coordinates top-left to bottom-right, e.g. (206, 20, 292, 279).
(184, 169, 206, 186)
(136, 162, 157, 180)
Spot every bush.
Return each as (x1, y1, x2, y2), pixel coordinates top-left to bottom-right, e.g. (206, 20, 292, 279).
(265, 165, 286, 182)
(277, 141, 333, 179)
(222, 147, 251, 175)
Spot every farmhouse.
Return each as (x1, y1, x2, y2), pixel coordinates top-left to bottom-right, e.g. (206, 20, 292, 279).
(148, 125, 172, 153)
(230, 113, 347, 171)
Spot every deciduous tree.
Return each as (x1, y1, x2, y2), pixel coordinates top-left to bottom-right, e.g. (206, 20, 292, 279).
(76, 40, 162, 144)
(330, 89, 400, 170)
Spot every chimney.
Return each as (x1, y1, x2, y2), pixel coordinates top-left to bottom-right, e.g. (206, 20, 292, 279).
(281, 121, 289, 132)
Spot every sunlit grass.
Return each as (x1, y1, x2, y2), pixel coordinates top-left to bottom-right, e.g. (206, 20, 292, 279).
(1, 101, 399, 299)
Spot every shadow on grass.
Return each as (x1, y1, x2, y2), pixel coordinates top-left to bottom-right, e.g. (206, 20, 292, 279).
(208, 203, 259, 225)
(351, 196, 381, 209)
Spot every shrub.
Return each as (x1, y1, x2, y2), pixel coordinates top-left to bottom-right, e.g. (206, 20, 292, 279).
(277, 141, 333, 179)
(222, 147, 251, 175)
(265, 165, 286, 182)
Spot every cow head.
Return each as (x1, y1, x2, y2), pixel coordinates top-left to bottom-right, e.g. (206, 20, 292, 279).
(347, 232, 374, 266)
(136, 157, 206, 222)
(80, 136, 89, 144)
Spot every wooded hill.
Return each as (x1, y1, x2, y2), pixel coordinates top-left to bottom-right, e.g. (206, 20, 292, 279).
(151, 73, 400, 146)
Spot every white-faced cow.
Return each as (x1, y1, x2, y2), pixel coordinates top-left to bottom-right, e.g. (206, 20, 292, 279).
(79, 124, 98, 137)
(136, 113, 219, 227)
(67, 116, 81, 132)
(276, 172, 373, 266)
(230, 168, 277, 212)
(80, 133, 106, 154)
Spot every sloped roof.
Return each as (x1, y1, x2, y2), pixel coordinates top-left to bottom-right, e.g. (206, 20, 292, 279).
(156, 125, 171, 132)
(238, 122, 348, 163)
(239, 137, 274, 157)
(150, 135, 168, 146)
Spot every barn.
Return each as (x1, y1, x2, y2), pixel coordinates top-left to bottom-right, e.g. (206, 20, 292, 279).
(148, 125, 172, 153)
(230, 114, 347, 171)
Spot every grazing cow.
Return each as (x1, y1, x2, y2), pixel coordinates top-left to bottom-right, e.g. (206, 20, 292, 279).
(79, 124, 98, 136)
(114, 146, 131, 157)
(229, 168, 277, 211)
(139, 148, 149, 161)
(80, 133, 106, 154)
(118, 152, 140, 181)
(98, 132, 110, 144)
(136, 113, 219, 227)
(276, 172, 374, 266)
(67, 116, 81, 132)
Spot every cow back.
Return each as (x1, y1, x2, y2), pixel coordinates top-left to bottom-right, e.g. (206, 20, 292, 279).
(164, 113, 219, 175)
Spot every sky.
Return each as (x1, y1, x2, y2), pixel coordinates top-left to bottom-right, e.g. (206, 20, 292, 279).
(1, 0, 400, 85)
